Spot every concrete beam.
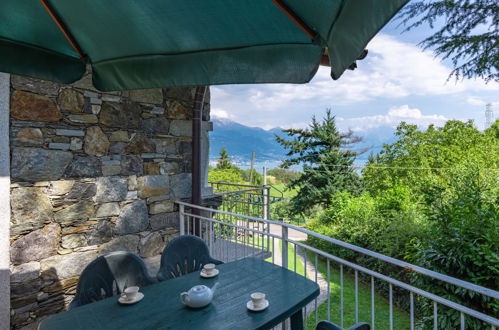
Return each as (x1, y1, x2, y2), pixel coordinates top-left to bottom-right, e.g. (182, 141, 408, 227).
(0, 72, 10, 329)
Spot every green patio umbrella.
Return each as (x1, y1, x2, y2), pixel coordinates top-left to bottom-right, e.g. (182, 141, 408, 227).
(1, 0, 407, 92)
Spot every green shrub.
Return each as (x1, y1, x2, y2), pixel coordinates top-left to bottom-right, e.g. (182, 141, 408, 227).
(270, 198, 319, 225)
(240, 168, 263, 185)
(208, 169, 245, 190)
(267, 168, 301, 185)
(406, 167, 499, 329)
(307, 189, 427, 309)
(309, 188, 425, 259)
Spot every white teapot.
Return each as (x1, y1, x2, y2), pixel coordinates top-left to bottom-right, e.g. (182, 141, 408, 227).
(180, 282, 219, 308)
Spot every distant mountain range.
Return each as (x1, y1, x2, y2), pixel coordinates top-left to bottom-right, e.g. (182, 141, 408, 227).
(209, 118, 398, 165)
(209, 118, 286, 163)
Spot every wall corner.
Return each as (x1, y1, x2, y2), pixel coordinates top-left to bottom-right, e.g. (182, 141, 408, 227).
(0, 72, 11, 330)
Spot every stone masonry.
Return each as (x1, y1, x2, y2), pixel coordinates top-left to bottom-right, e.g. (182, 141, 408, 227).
(8, 73, 211, 328)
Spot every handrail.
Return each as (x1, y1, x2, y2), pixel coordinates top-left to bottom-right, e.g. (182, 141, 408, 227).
(214, 187, 264, 195)
(176, 200, 499, 300)
(267, 184, 284, 200)
(208, 181, 264, 189)
(209, 181, 284, 203)
(182, 208, 498, 326)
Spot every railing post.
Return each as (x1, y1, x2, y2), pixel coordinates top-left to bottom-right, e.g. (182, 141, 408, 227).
(281, 225, 289, 330)
(179, 204, 185, 235)
(263, 167, 270, 252)
(209, 207, 214, 254)
(262, 166, 268, 220)
(282, 226, 288, 269)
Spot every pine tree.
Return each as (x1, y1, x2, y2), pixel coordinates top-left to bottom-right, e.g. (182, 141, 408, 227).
(216, 147, 233, 170)
(398, 0, 499, 82)
(276, 110, 362, 215)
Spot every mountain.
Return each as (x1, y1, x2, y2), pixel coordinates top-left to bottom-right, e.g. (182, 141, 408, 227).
(353, 126, 398, 163)
(209, 118, 398, 165)
(209, 118, 286, 162)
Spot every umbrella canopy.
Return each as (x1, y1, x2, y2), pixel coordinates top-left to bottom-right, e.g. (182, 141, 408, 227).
(1, 0, 407, 91)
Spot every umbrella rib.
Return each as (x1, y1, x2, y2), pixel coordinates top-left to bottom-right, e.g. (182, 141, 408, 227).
(39, 0, 85, 58)
(271, 0, 317, 40)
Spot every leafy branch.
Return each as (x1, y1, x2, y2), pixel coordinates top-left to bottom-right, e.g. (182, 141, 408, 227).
(397, 0, 499, 82)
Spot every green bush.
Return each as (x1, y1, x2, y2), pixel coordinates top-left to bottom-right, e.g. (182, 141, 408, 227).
(307, 189, 427, 309)
(406, 167, 499, 329)
(309, 188, 425, 258)
(240, 168, 263, 185)
(270, 198, 318, 225)
(267, 168, 301, 185)
(307, 168, 498, 328)
(208, 169, 244, 190)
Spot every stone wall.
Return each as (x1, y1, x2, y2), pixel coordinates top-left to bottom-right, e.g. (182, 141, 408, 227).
(8, 73, 210, 328)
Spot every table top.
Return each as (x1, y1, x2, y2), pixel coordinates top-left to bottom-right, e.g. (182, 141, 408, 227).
(39, 257, 320, 330)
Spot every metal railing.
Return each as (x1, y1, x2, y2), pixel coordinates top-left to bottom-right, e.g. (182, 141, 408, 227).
(176, 201, 499, 330)
(209, 181, 270, 219)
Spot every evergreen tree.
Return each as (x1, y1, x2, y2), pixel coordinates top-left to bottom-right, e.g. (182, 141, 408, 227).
(276, 110, 362, 215)
(398, 0, 499, 82)
(216, 147, 233, 170)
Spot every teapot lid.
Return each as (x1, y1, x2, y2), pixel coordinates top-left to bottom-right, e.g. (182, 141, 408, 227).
(191, 285, 208, 292)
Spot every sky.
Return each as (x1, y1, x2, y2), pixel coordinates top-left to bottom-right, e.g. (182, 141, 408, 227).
(211, 15, 499, 137)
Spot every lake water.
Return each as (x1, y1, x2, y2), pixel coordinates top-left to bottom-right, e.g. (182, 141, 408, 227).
(209, 158, 369, 173)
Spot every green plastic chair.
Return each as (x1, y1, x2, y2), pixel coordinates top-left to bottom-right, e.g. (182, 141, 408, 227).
(69, 251, 155, 309)
(316, 321, 370, 330)
(157, 235, 223, 281)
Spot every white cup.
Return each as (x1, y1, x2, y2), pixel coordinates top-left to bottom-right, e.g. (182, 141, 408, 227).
(250, 292, 266, 308)
(123, 286, 140, 301)
(203, 263, 216, 275)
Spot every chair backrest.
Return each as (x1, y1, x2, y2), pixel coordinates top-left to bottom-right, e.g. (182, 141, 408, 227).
(157, 235, 223, 281)
(316, 321, 370, 330)
(70, 251, 155, 309)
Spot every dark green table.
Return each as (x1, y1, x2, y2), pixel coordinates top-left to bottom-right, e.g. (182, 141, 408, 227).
(39, 258, 320, 330)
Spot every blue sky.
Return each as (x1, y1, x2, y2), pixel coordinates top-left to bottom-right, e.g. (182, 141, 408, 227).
(211, 16, 499, 136)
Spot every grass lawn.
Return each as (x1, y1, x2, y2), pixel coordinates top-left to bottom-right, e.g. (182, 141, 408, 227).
(284, 242, 305, 275)
(302, 249, 411, 330)
(270, 183, 298, 198)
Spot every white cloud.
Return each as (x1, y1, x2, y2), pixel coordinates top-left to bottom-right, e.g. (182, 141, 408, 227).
(466, 96, 499, 108)
(211, 107, 235, 120)
(215, 34, 499, 111)
(467, 96, 486, 106)
(337, 105, 448, 132)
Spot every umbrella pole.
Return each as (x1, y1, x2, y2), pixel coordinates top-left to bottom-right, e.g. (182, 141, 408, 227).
(40, 0, 85, 58)
(191, 86, 207, 236)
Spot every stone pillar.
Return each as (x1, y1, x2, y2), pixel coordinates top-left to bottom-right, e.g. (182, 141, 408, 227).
(201, 121, 213, 196)
(0, 72, 10, 329)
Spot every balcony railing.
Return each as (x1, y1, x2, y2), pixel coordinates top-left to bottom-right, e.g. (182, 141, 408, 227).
(208, 181, 307, 227)
(176, 201, 499, 330)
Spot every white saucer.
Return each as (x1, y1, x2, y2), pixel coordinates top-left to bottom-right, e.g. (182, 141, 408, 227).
(247, 299, 269, 312)
(200, 269, 219, 278)
(118, 292, 144, 305)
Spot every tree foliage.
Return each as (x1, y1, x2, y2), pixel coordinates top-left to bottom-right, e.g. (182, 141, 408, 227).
(240, 168, 263, 185)
(398, 0, 499, 82)
(216, 147, 233, 170)
(208, 168, 244, 186)
(308, 119, 498, 328)
(210, 147, 263, 186)
(363, 120, 499, 211)
(267, 167, 301, 185)
(407, 166, 498, 329)
(276, 110, 362, 215)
